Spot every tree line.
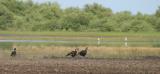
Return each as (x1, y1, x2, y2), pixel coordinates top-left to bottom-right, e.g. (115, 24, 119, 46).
(0, 0, 160, 32)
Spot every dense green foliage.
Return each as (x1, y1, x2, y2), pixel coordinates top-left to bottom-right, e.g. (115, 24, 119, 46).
(0, 0, 160, 32)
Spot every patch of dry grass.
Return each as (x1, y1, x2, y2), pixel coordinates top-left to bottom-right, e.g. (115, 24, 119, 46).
(3, 45, 158, 59)
(88, 47, 160, 59)
(6, 46, 160, 58)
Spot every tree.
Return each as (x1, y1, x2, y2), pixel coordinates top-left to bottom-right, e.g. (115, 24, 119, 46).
(61, 7, 90, 31)
(84, 3, 112, 18)
(155, 18, 160, 31)
(155, 6, 160, 31)
(155, 6, 160, 17)
(0, 4, 14, 30)
(0, 0, 158, 32)
(128, 20, 154, 32)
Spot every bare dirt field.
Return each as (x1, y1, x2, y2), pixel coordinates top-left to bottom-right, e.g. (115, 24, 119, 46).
(0, 58, 159, 74)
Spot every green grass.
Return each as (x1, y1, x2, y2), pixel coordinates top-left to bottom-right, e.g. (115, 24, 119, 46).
(0, 31, 160, 37)
(0, 42, 13, 50)
(0, 40, 158, 47)
(0, 31, 160, 47)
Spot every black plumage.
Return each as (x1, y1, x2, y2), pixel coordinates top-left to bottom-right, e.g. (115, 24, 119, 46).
(78, 47, 88, 57)
(66, 48, 78, 57)
(10, 48, 16, 57)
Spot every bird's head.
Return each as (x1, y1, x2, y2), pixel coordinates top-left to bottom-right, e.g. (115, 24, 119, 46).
(14, 48, 16, 51)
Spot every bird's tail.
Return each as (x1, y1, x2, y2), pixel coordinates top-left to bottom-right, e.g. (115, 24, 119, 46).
(66, 53, 70, 56)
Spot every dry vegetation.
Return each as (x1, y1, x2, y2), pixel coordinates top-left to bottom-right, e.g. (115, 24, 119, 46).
(17, 46, 160, 59)
(2, 46, 160, 59)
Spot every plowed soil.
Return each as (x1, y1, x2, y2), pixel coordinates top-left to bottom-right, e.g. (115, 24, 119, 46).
(0, 58, 159, 74)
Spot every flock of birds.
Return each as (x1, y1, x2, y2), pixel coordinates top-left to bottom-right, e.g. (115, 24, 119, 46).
(10, 47, 88, 58)
(66, 47, 88, 57)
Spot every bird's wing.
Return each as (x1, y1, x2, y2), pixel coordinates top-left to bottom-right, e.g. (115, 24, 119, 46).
(66, 51, 73, 56)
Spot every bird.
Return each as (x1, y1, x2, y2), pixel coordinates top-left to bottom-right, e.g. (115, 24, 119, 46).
(66, 48, 78, 57)
(10, 48, 16, 57)
(78, 47, 88, 57)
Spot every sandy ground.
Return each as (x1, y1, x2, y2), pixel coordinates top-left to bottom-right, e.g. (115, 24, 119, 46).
(0, 58, 159, 74)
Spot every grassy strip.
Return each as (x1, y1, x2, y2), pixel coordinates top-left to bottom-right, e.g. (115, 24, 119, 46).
(0, 39, 160, 48)
(0, 31, 160, 37)
(0, 41, 159, 47)
(2, 46, 160, 59)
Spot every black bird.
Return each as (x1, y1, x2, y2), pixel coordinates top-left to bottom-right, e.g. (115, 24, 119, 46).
(10, 48, 16, 57)
(78, 47, 88, 57)
(66, 48, 78, 57)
